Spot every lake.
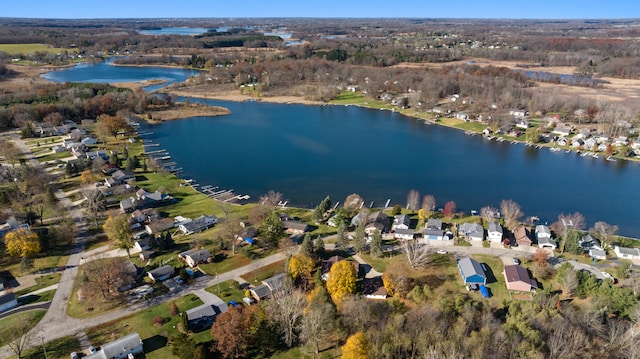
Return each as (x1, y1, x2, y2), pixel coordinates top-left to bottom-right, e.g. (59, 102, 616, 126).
(42, 63, 640, 236)
(41, 59, 199, 91)
(138, 27, 210, 36)
(145, 98, 640, 237)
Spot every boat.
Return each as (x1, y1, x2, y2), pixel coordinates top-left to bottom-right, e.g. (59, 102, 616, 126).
(606, 156, 616, 162)
(550, 147, 561, 152)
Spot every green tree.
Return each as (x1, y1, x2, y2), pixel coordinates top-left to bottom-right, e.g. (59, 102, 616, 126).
(369, 229, 383, 258)
(300, 233, 314, 257)
(312, 195, 332, 222)
(353, 224, 366, 254)
(103, 214, 133, 257)
(392, 204, 402, 215)
(336, 223, 348, 251)
(314, 236, 325, 256)
(326, 260, 357, 304)
(171, 333, 206, 359)
(259, 211, 285, 248)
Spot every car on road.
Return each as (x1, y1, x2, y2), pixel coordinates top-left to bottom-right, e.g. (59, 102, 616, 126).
(173, 277, 184, 285)
(512, 258, 520, 265)
(89, 345, 97, 353)
(70, 352, 78, 359)
(436, 249, 448, 254)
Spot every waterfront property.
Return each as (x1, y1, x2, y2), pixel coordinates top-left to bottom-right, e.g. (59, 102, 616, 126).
(457, 257, 487, 286)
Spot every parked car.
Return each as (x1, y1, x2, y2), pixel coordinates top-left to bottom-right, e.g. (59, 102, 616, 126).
(512, 258, 520, 265)
(173, 277, 184, 285)
(437, 249, 448, 254)
(601, 271, 616, 283)
(70, 352, 78, 359)
(89, 345, 97, 353)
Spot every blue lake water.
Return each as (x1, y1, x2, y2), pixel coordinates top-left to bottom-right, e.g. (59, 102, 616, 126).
(42, 63, 640, 236)
(146, 98, 640, 237)
(41, 59, 199, 91)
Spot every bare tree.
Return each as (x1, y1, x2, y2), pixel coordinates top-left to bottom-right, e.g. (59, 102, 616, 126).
(260, 190, 283, 208)
(344, 193, 364, 210)
(220, 217, 243, 255)
(299, 299, 335, 356)
(81, 186, 106, 228)
(421, 195, 436, 217)
(553, 212, 585, 253)
(500, 199, 522, 230)
(83, 257, 133, 301)
(406, 189, 420, 211)
(480, 206, 497, 224)
(1, 314, 36, 359)
(266, 282, 306, 347)
(591, 221, 618, 251)
(400, 239, 433, 269)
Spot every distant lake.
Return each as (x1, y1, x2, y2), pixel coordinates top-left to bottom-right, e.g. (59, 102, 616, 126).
(41, 59, 199, 91)
(145, 98, 640, 237)
(138, 27, 210, 36)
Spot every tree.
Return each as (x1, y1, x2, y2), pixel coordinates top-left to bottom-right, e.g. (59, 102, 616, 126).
(369, 229, 383, 258)
(300, 287, 335, 356)
(83, 257, 134, 300)
(288, 254, 316, 282)
(43, 112, 63, 126)
(259, 190, 283, 208)
(1, 314, 37, 359)
(81, 187, 106, 228)
(531, 248, 554, 279)
(314, 236, 325, 256)
(341, 332, 370, 359)
(211, 305, 264, 359)
(220, 217, 243, 255)
(336, 223, 348, 251)
(80, 170, 98, 185)
(5, 228, 41, 260)
(266, 284, 307, 347)
(312, 195, 332, 222)
(391, 204, 402, 215)
(259, 210, 285, 248)
(97, 113, 131, 138)
(400, 239, 433, 269)
(500, 199, 522, 230)
(326, 260, 357, 304)
(353, 224, 366, 254)
(557, 262, 578, 297)
(0, 140, 22, 167)
(443, 200, 457, 217)
(421, 195, 436, 218)
(171, 333, 206, 359)
(406, 189, 420, 211)
(344, 193, 364, 211)
(553, 212, 585, 253)
(591, 221, 618, 251)
(103, 214, 133, 257)
(480, 206, 498, 224)
(300, 233, 315, 257)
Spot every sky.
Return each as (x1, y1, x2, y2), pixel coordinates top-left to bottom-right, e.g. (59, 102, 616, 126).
(2, 0, 640, 19)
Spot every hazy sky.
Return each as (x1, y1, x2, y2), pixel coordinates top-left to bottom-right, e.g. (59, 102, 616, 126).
(2, 0, 639, 19)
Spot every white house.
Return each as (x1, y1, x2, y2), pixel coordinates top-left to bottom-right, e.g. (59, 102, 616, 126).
(392, 214, 411, 231)
(179, 249, 212, 268)
(487, 222, 503, 243)
(85, 332, 144, 359)
(421, 229, 446, 242)
(178, 215, 217, 235)
(614, 246, 640, 260)
(394, 228, 415, 240)
(147, 265, 174, 282)
(589, 248, 607, 260)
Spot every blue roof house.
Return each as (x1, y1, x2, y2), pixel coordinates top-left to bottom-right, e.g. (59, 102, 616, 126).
(457, 257, 487, 285)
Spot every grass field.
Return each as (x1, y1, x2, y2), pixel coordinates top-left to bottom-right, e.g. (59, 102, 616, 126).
(14, 273, 61, 297)
(0, 310, 46, 347)
(239, 259, 287, 284)
(86, 294, 204, 359)
(205, 279, 245, 304)
(14, 335, 80, 359)
(0, 43, 72, 55)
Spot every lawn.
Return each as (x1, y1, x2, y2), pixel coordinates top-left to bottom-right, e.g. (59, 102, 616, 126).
(17, 289, 56, 305)
(0, 43, 73, 55)
(14, 273, 61, 297)
(0, 245, 70, 277)
(13, 335, 80, 359)
(358, 252, 396, 273)
(36, 151, 73, 162)
(24, 136, 63, 147)
(86, 293, 204, 359)
(0, 310, 46, 347)
(471, 254, 509, 306)
(205, 279, 245, 304)
(239, 259, 287, 284)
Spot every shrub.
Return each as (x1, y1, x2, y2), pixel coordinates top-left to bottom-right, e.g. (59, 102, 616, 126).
(152, 315, 164, 326)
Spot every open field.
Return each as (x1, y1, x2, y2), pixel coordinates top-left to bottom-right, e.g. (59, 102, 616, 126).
(0, 43, 72, 55)
(0, 310, 46, 347)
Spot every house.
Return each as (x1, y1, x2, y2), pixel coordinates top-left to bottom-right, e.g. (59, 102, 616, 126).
(250, 273, 287, 301)
(515, 119, 530, 129)
(51, 145, 66, 153)
(186, 304, 223, 332)
(579, 234, 602, 252)
(106, 170, 135, 187)
(589, 248, 607, 260)
(457, 257, 487, 285)
(455, 112, 469, 121)
(367, 212, 389, 227)
(584, 137, 597, 150)
(422, 228, 446, 241)
(85, 332, 144, 359)
(119, 197, 137, 213)
(552, 122, 573, 136)
(509, 109, 529, 118)
(459, 223, 484, 241)
(283, 220, 309, 235)
(392, 214, 411, 231)
(487, 222, 503, 243)
(394, 228, 415, 240)
(364, 222, 385, 236)
(136, 189, 172, 207)
(321, 256, 360, 280)
(426, 218, 442, 230)
(147, 265, 174, 282)
(118, 261, 140, 291)
(535, 225, 556, 249)
(503, 265, 538, 292)
(0, 293, 18, 313)
(362, 277, 387, 300)
(133, 236, 155, 252)
(130, 208, 160, 224)
(139, 250, 154, 261)
(614, 246, 640, 260)
(179, 249, 212, 268)
(179, 215, 217, 235)
(145, 218, 175, 235)
(514, 225, 532, 246)
(81, 137, 98, 145)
